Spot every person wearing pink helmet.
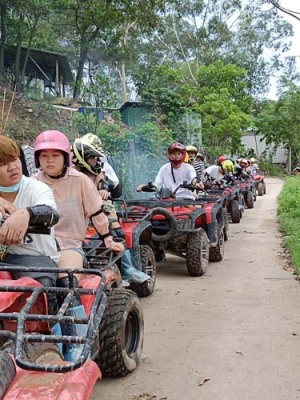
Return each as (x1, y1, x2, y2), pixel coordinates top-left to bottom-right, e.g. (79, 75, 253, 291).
(136, 142, 204, 199)
(33, 129, 124, 362)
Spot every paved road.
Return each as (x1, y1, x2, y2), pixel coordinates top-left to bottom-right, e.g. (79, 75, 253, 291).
(92, 177, 300, 400)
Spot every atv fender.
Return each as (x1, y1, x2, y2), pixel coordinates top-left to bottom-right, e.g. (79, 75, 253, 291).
(3, 359, 100, 400)
(0, 277, 48, 333)
(202, 202, 223, 245)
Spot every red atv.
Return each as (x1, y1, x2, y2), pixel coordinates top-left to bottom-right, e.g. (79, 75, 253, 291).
(251, 170, 266, 196)
(237, 175, 256, 209)
(84, 220, 156, 299)
(205, 176, 245, 224)
(0, 227, 144, 399)
(116, 181, 226, 277)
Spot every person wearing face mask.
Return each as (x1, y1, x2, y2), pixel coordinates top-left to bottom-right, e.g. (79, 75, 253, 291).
(0, 134, 59, 316)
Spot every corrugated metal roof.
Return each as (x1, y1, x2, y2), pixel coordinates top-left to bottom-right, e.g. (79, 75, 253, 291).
(4, 46, 73, 84)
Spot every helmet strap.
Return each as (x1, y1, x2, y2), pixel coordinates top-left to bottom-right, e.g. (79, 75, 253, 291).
(46, 165, 68, 180)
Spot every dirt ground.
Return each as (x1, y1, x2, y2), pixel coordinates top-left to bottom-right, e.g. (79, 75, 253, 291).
(92, 177, 300, 400)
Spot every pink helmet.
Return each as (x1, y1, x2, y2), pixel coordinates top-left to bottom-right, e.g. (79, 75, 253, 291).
(34, 130, 71, 168)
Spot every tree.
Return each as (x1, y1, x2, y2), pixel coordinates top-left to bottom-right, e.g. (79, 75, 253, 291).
(255, 81, 300, 173)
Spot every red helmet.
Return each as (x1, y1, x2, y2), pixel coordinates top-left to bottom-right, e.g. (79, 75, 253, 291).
(217, 154, 227, 165)
(167, 142, 186, 167)
(239, 158, 248, 167)
(34, 130, 71, 168)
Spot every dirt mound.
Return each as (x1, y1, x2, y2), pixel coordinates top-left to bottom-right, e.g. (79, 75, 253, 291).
(0, 85, 76, 145)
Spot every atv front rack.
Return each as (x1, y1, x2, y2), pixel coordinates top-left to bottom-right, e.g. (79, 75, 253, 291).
(0, 266, 106, 373)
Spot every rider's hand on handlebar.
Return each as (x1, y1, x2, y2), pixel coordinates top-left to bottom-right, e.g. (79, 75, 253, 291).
(0, 209, 30, 245)
(136, 184, 144, 192)
(104, 236, 125, 254)
(194, 182, 204, 190)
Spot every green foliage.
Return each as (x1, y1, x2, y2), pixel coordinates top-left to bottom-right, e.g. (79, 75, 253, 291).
(191, 61, 252, 158)
(135, 62, 189, 135)
(255, 82, 300, 170)
(277, 176, 300, 274)
(258, 159, 286, 177)
(72, 112, 172, 198)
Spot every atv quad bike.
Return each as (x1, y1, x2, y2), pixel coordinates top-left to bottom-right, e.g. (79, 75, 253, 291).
(204, 176, 245, 224)
(0, 226, 144, 400)
(84, 219, 156, 298)
(116, 182, 226, 277)
(251, 170, 266, 196)
(237, 175, 256, 209)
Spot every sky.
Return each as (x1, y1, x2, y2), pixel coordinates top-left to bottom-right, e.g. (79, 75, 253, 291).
(268, 0, 300, 99)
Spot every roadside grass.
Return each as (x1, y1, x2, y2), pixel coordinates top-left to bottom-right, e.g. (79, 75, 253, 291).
(277, 176, 300, 274)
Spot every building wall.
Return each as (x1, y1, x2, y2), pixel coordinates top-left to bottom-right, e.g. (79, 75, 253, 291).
(241, 133, 287, 164)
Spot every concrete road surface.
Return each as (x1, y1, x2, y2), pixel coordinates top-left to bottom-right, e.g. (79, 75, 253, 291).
(92, 177, 300, 400)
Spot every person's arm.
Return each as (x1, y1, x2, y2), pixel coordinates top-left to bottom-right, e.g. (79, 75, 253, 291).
(188, 165, 204, 189)
(0, 181, 59, 245)
(82, 175, 124, 254)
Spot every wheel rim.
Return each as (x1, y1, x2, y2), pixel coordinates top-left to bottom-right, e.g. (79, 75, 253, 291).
(125, 310, 140, 356)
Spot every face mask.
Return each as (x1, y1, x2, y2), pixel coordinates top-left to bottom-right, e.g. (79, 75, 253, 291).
(0, 177, 23, 193)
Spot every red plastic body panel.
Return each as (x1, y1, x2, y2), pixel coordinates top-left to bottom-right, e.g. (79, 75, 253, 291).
(0, 271, 13, 279)
(0, 277, 48, 332)
(3, 359, 101, 400)
(121, 221, 140, 248)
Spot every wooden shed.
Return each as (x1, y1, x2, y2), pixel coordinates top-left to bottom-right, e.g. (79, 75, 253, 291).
(4, 46, 73, 97)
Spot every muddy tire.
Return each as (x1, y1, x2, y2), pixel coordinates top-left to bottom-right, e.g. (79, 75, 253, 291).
(186, 229, 209, 276)
(209, 228, 225, 262)
(0, 351, 16, 399)
(96, 289, 144, 377)
(223, 212, 229, 242)
(257, 182, 264, 196)
(23, 342, 63, 364)
(263, 182, 266, 194)
(231, 199, 241, 223)
(129, 245, 156, 298)
(238, 194, 245, 218)
(246, 191, 254, 209)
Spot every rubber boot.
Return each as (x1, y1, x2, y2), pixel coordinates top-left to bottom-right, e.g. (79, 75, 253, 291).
(121, 250, 150, 283)
(50, 322, 63, 354)
(61, 305, 88, 362)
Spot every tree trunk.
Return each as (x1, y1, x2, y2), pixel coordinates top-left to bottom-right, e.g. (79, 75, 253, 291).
(72, 45, 89, 103)
(0, 3, 7, 77)
(118, 61, 128, 103)
(20, 16, 40, 87)
(14, 14, 25, 93)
